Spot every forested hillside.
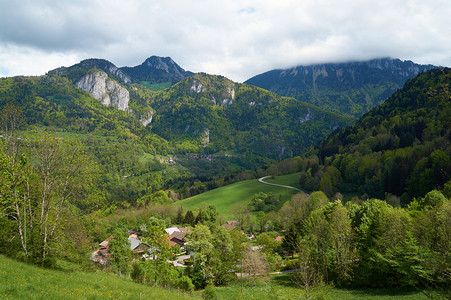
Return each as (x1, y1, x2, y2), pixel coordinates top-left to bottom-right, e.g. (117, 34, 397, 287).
(245, 58, 435, 118)
(150, 73, 352, 159)
(285, 68, 451, 203)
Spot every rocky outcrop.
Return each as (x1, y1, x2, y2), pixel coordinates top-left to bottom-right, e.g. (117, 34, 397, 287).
(76, 71, 129, 111)
(299, 108, 314, 123)
(190, 77, 235, 108)
(200, 128, 210, 147)
(190, 80, 205, 93)
(139, 110, 154, 126)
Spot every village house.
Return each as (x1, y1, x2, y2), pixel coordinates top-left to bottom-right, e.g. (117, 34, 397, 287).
(91, 230, 150, 265)
(165, 227, 187, 249)
(222, 220, 240, 231)
(90, 237, 111, 265)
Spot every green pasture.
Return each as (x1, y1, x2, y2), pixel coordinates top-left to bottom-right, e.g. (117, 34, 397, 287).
(140, 81, 172, 91)
(175, 173, 303, 220)
(263, 172, 302, 189)
(0, 255, 199, 300)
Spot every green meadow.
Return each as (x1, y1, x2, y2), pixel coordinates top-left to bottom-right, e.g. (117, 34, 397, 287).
(261, 172, 302, 189)
(0, 255, 435, 300)
(175, 173, 302, 219)
(0, 255, 199, 300)
(215, 274, 431, 300)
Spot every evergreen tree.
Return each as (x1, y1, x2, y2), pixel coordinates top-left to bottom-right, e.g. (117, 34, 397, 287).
(280, 225, 299, 258)
(184, 210, 195, 226)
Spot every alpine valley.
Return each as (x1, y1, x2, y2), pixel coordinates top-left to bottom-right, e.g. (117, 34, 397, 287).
(0, 56, 445, 203)
(0, 55, 450, 299)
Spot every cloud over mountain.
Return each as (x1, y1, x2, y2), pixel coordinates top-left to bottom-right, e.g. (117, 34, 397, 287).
(0, 0, 450, 81)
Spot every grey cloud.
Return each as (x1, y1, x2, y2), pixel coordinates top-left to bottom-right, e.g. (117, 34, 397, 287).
(0, 0, 450, 81)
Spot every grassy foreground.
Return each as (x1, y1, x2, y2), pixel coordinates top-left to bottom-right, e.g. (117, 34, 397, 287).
(216, 274, 430, 300)
(175, 173, 302, 219)
(0, 255, 199, 299)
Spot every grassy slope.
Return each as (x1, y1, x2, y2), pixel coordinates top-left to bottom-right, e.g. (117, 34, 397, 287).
(0, 255, 199, 300)
(262, 173, 302, 189)
(216, 274, 429, 300)
(175, 173, 302, 219)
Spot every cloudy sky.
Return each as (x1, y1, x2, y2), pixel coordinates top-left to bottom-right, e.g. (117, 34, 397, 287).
(0, 0, 450, 82)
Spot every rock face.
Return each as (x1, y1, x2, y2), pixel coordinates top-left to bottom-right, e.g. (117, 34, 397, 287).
(189, 76, 235, 108)
(139, 110, 154, 126)
(76, 71, 129, 111)
(200, 128, 210, 147)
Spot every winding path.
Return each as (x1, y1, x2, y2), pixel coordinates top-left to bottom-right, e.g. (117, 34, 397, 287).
(258, 175, 308, 194)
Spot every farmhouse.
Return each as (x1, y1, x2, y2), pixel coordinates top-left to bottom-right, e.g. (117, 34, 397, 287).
(90, 237, 111, 265)
(165, 227, 187, 249)
(222, 220, 240, 231)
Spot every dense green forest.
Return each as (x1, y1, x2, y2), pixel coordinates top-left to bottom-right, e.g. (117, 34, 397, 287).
(149, 73, 352, 159)
(304, 68, 451, 202)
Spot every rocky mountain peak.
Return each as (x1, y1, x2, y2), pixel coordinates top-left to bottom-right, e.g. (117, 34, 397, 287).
(144, 56, 176, 72)
(120, 56, 192, 84)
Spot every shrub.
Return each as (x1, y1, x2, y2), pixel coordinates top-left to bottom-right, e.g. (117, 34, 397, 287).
(177, 275, 194, 293)
(202, 284, 217, 300)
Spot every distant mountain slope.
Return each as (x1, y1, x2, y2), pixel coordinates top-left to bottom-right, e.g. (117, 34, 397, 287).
(245, 58, 436, 117)
(121, 56, 193, 84)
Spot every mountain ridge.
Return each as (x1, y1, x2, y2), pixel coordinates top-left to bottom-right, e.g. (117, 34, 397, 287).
(245, 58, 437, 117)
(121, 56, 193, 84)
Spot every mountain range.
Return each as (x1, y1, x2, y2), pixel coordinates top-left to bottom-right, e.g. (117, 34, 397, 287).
(44, 56, 355, 159)
(245, 58, 436, 118)
(0, 55, 446, 201)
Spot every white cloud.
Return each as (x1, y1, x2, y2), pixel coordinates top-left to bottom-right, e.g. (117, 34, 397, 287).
(0, 0, 450, 81)
(0, 45, 81, 77)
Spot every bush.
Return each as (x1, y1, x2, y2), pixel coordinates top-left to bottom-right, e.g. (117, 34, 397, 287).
(131, 263, 145, 283)
(202, 284, 217, 300)
(183, 258, 194, 266)
(177, 275, 194, 293)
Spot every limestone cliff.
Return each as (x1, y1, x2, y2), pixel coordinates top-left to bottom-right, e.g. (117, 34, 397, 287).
(76, 71, 129, 111)
(189, 77, 235, 108)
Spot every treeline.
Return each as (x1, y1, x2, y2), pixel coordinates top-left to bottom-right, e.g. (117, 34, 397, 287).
(258, 189, 450, 293)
